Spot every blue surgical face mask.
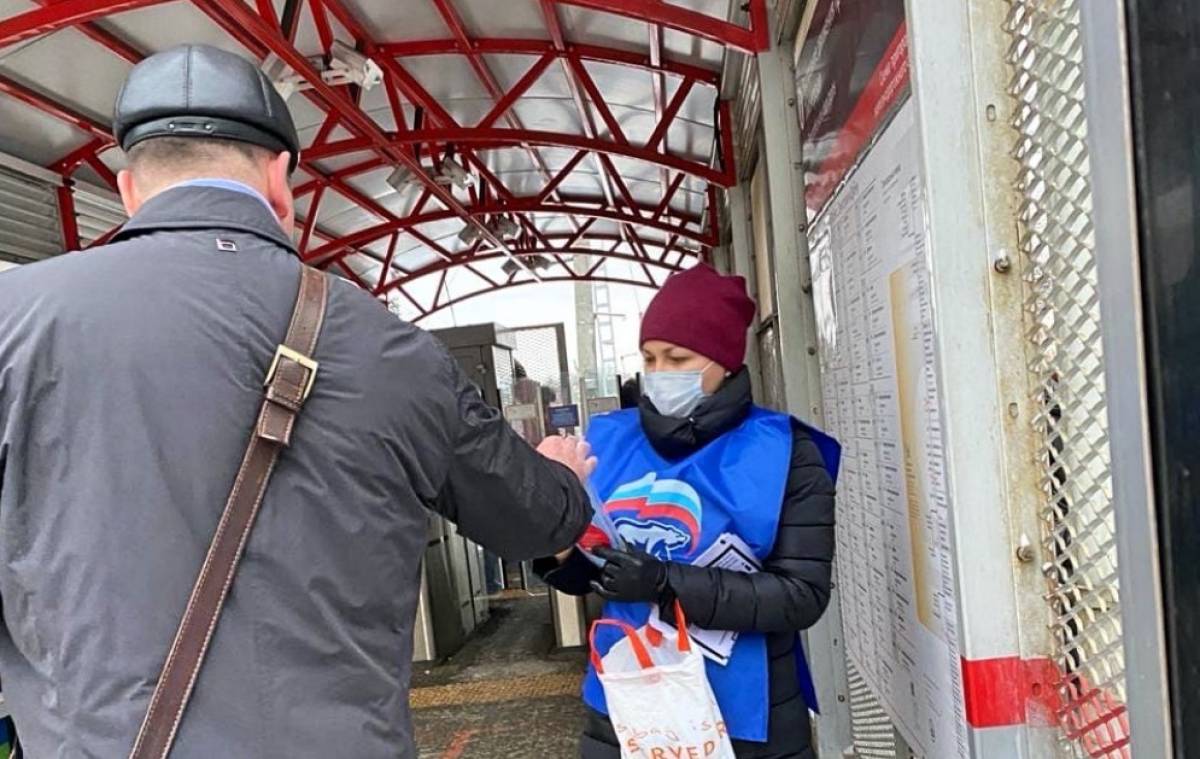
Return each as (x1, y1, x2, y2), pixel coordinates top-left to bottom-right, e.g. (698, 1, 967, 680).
(643, 362, 713, 418)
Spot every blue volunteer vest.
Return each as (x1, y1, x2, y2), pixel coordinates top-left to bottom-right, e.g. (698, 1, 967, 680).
(582, 407, 841, 743)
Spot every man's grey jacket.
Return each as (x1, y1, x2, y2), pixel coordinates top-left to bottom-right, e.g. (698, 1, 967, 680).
(0, 186, 590, 757)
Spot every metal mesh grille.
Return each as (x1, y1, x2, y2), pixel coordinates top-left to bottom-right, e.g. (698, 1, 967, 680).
(847, 659, 899, 758)
(493, 346, 514, 409)
(500, 324, 570, 405)
(1006, 0, 1130, 755)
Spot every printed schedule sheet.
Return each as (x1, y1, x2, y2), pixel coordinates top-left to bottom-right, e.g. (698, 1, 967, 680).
(808, 98, 969, 758)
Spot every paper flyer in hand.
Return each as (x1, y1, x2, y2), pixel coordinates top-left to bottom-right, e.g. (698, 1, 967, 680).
(647, 532, 762, 665)
(578, 481, 624, 566)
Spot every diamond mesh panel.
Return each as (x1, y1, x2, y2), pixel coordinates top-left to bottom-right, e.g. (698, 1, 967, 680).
(493, 346, 514, 409)
(1006, 0, 1130, 755)
(847, 659, 899, 758)
(502, 324, 569, 405)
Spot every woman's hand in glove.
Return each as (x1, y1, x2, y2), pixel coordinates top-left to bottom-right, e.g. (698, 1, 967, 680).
(590, 546, 668, 602)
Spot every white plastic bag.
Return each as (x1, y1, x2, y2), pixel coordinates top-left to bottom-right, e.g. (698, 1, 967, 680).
(591, 604, 735, 759)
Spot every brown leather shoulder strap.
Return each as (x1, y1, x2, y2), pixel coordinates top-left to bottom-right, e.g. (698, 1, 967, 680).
(129, 265, 329, 759)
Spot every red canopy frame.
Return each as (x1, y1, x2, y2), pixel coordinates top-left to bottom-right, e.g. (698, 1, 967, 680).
(0, 0, 765, 305)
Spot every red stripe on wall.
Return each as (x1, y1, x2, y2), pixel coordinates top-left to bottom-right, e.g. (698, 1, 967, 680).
(961, 656, 1061, 728)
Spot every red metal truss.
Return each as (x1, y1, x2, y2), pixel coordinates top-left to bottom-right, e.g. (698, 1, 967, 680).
(0, 0, 769, 52)
(0, 0, 764, 296)
(301, 129, 731, 187)
(378, 39, 721, 86)
(198, 0, 549, 278)
(304, 198, 714, 267)
(0, 0, 169, 48)
(378, 245, 687, 294)
(1, 5, 395, 253)
(397, 273, 663, 323)
(553, 1, 767, 54)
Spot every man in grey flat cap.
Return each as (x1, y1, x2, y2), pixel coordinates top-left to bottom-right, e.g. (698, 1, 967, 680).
(0, 44, 593, 757)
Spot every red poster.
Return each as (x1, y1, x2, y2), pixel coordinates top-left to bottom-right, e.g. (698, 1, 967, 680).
(795, 0, 910, 219)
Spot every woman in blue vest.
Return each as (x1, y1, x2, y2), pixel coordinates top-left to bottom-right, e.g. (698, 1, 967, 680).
(538, 264, 838, 759)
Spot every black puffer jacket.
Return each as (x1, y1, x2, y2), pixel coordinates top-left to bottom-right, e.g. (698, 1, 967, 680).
(537, 369, 836, 759)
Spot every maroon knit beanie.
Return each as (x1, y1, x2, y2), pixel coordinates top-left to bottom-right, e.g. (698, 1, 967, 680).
(639, 264, 756, 370)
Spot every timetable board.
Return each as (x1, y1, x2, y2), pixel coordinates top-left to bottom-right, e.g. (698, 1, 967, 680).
(808, 97, 968, 757)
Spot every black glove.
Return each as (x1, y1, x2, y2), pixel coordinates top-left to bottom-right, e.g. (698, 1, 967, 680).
(590, 546, 668, 602)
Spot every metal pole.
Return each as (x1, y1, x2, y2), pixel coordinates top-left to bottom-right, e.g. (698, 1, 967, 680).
(725, 183, 764, 403)
(756, 21, 855, 757)
(905, 0, 1057, 754)
(1079, 0, 1173, 754)
(574, 255, 599, 397)
(756, 28, 821, 422)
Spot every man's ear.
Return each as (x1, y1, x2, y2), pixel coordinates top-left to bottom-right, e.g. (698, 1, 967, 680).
(264, 151, 295, 235)
(117, 169, 141, 217)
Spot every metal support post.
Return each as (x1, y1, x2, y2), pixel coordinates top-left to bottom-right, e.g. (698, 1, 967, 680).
(574, 255, 599, 396)
(756, 22, 855, 757)
(710, 244, 732, 275)
(906, 0, 1057, 755)
(1080, 0, 1173, 754)
(726, 183, 764, 402)
(756, 29, 821, 422)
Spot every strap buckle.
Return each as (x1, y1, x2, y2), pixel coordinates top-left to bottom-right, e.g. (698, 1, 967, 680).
(265, 345, 319, 401)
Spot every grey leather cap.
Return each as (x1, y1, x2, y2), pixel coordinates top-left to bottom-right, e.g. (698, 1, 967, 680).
(113, 44, 300, 171)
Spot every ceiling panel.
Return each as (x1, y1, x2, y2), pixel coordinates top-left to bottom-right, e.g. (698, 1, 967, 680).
(483, 54, 574, 101)
(350, 0, 447, 42)
(97, 4, 256, 59)
(0, 97, 89, 165)
(557, 6, 650, 53)
(583, 60, 654, 112)
(0, 29, 130, 124)
(509, 98, 582, 134)
(453, 0, 547, 38)
(401, 54, 490, 103)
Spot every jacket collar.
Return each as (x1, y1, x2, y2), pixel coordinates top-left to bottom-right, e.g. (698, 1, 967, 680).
(112, 185, 297, 255)
(638, 367, 753, 460)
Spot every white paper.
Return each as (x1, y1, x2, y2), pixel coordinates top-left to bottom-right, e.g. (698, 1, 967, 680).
(648, 532, 761, 666)
(808, 98, 968, 757)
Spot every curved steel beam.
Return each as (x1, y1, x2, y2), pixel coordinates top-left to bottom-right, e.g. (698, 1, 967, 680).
(376, 38, 721, 85)
(304, 200, 713, 267)
(549, 1, 767, 54)
(405, 274, 661, 323)
(398, 231, 702, 254)
(0, 0, 767, 53)
(0, 0, 170, 47)
(374, 246, 688, 294)
(302, 128, 731, 187)
(344, 230, 700, 278)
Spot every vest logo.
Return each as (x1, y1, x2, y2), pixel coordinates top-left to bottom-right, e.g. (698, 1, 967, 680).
(604, 473, 702, 559)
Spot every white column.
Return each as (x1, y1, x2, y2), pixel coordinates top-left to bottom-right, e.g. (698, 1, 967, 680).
(905, 0, 1056, 754)
(756, 23, 856, 758)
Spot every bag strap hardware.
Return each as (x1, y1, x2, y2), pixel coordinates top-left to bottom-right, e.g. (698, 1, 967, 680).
(264, 345, 319, 402)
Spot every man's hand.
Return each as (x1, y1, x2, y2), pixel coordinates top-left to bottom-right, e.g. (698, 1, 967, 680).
(589, 546, 667, 602)
(536, 435, 598, 482)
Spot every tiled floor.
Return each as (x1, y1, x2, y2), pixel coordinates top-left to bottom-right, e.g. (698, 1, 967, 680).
(412, 595, 588, 758)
